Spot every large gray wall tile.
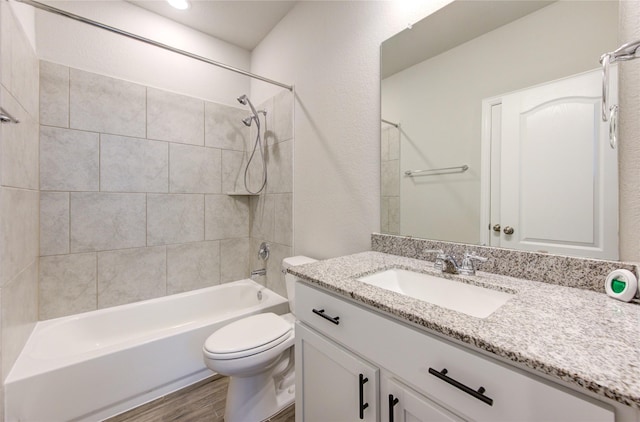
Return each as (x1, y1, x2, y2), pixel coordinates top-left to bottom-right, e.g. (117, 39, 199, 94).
(220, 238, 249, 283)
(40, 61, 69, 127)
(39, 253, 97, 319)
(0, 187, 38, 287)
(2, 261, 38, 378)
(205, 195, 249, 240)
(40, 126, 99, 191)
(97, 247, 166, 308)
(388, 196, 400, 234)
(70, 69, 146, 137)
(147, 88, 204, 145)
(147, 194, 204, 245)
(1, 86, 39, 190)
(205, 101, 248, 151)
(101, 134, 168, 193)
(250, 194, 275, 240)
(274, 194, 293, 247)
(167, 241, 220, 294)
(170, 144, 221, 194)
(70, 193, 146, 252)
(253, 97, 274, 146)
(266, 140, 292, 194)
(221, 150, 248, 193)
(381, 160, 400, 197)
(40, 192, 69, 256)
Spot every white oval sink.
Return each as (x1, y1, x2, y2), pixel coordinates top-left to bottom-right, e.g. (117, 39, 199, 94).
(357, 268, 513, 318)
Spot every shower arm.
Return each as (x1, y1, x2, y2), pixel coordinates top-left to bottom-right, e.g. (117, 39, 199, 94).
(15, 0, 293, 92)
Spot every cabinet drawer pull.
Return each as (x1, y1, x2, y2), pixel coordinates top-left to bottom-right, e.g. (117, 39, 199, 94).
(358, 374, 369, 419)
(312, 308, 340, 325)
(388, 394, 399, 422)
(428, 368, 493, 406)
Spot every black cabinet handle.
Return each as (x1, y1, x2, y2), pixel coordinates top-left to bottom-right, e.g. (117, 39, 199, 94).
(359, 373, 369, 419)
(428, 368, 493, 406)
(388, 394, 399, 422)
(312, 308, 340, 325)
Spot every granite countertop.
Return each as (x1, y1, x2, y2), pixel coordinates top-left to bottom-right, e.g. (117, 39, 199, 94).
(288, 251, 640, 409)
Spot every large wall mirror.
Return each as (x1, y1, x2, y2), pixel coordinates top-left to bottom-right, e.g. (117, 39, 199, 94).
(381, 0, 620, 259)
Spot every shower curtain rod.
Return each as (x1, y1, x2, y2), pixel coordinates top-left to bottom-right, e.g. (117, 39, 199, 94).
(15, 0, 294, 92)
(381, 118, 399, 128)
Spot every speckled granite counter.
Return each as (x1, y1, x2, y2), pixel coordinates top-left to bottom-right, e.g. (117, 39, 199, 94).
(288, 251, 640, 409)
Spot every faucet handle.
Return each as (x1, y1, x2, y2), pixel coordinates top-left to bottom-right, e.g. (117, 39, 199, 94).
(459, 253, 488, 276)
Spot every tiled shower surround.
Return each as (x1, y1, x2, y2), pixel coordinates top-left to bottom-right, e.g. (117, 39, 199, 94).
(39, 61, 293, 319)
(380, 124, 399, 234)
(0, 2, 40, 411)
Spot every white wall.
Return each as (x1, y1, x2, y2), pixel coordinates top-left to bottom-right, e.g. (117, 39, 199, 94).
(250, 0, 452, 259)
(382, 1, 618, 245)
(619, 0, 640, 262)
(8, 1, 35, 49)
(35, 0, 250, 106)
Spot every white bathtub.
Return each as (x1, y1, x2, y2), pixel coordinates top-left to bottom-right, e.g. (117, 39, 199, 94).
(5, 279, 289, 422)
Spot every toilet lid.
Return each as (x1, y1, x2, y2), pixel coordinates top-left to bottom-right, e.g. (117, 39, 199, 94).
(204, 313, 292, 356)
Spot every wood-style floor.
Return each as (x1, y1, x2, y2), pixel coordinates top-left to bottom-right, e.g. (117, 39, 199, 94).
(105, 375, 295, 422)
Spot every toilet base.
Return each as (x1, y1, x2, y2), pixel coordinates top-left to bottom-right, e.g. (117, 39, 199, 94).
(224, 348, 295, 422)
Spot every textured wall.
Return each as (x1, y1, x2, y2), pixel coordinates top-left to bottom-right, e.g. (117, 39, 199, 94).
(619, 1, 640, 262)
(0, 1, 40, 416)
(38, 63, 293, 319)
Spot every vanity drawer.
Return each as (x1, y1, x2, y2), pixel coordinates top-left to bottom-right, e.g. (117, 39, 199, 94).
(295, 281, 614, 422)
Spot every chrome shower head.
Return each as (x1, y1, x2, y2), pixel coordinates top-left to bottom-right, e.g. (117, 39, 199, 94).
(242, 116, 253, 127)
(236, 94, 258, 120)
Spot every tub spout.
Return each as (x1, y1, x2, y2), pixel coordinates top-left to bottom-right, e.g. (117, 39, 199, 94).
(251, 268, 266, 278)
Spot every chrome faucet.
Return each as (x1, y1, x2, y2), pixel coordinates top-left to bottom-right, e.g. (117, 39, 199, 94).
(434, 253, 461, 274)
(251, 268, 266, 278)
(458, 253, 488, 276)
(429, 250, 488, 276)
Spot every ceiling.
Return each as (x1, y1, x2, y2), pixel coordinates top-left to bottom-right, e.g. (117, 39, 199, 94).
(381, 1, 553, 78)
(129, 0, 297, 51)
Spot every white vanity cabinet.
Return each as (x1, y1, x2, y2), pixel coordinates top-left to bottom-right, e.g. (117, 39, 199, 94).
(295, 281, 615, 422)
(382, 375, 464, 422)
(295, 323, 379, 421)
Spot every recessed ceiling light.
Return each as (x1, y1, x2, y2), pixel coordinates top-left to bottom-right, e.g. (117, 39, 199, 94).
(167, 0, 190, 10)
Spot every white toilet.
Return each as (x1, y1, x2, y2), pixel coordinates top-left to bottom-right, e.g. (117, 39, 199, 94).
(202, 256, 316, 422)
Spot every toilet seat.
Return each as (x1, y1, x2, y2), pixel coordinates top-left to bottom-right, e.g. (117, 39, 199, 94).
(204, 313, 292, 360)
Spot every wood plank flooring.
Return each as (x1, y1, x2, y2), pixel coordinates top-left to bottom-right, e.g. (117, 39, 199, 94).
(106, 375, 295, 422)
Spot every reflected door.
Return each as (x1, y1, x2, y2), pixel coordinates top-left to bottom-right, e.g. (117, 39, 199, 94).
(484, 68, 618, 259)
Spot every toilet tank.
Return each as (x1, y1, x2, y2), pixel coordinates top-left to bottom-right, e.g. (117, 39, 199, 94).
(282, 256, 317, 315)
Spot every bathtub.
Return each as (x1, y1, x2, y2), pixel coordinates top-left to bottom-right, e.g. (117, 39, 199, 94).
(5, 279, 289, 422)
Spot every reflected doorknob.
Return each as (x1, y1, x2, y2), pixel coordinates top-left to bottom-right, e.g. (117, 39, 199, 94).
(492, 224, 501, 232)
(503, 226, 515, 235)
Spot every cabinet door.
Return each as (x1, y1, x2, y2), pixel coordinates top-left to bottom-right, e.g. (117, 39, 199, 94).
(383, 376, 463, 422)
(295, 322, 379, 422)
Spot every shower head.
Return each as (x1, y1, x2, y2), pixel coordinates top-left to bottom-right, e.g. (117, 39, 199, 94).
(242, 116, 253, 127)
(236, 94, 258, 120)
